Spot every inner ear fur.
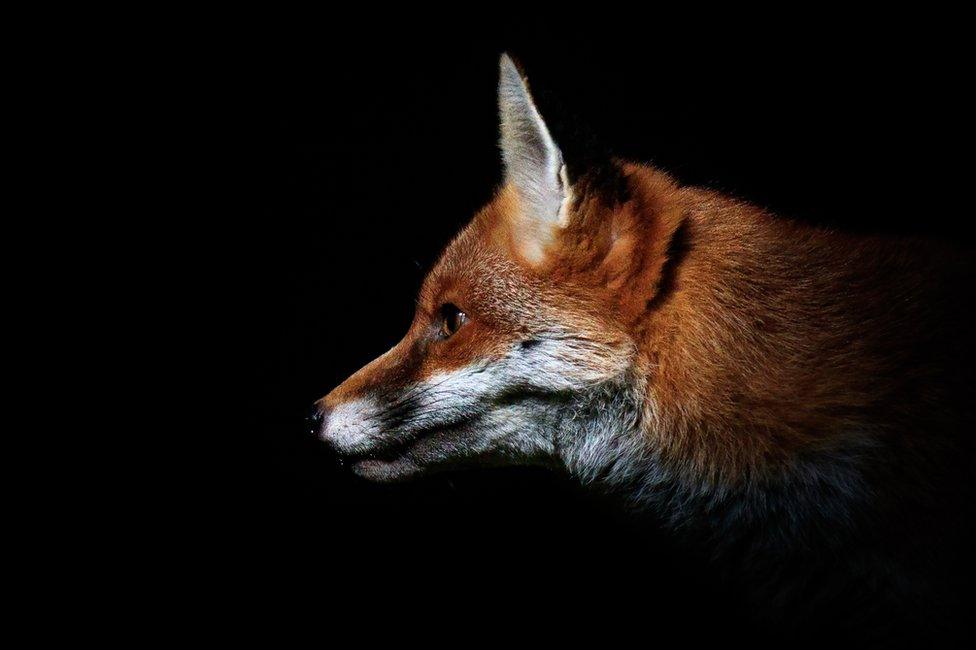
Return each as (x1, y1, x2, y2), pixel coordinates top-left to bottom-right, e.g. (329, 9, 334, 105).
(545, 163, 689, 322)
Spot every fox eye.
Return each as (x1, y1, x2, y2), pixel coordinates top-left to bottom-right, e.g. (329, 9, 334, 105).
(439, 303, 467, 339)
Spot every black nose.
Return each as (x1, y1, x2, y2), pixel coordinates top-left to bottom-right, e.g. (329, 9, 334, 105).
(307, 401, 331, 439)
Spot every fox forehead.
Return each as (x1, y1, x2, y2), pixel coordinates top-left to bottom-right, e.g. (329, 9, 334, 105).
(420, 187, 622, 334)
(420, 241, 537, 332)
(420, 189, 539, 325)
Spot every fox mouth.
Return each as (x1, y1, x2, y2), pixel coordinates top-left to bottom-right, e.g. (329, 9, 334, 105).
(343, 433, 430, 482)
(341, 417, 477, 482)
(342, 435, 417, 466)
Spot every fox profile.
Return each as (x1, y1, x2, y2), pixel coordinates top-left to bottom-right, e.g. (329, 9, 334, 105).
(312, 54, 973, 638)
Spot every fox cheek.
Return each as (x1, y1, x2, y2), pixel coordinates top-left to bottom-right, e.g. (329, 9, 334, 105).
(513, 335, 635, 390)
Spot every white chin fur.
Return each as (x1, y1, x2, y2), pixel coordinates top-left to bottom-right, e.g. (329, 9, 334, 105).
(351, 457, 421, 483)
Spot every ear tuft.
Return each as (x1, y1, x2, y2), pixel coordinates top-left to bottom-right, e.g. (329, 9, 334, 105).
(498, 53, 571, 243)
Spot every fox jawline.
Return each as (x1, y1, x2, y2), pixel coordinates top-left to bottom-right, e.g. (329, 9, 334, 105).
(343, 415, 480, 464)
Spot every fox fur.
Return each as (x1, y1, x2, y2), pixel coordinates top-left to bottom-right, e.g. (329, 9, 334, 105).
(314, 54, 974, 640)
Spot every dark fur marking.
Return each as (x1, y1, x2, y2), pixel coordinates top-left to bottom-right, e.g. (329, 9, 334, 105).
(645, 218, 690, 312)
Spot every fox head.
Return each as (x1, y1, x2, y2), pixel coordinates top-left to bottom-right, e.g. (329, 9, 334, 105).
(313, 54, 685, 482)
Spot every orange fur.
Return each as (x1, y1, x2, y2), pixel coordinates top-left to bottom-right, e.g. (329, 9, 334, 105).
(327, 159, 971, 489)
(315, 57, 974, 635)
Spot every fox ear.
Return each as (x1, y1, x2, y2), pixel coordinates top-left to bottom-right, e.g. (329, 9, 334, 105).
(498, 53, 573, 263)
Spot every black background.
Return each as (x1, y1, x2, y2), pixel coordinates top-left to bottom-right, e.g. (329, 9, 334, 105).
(204, 16, 971, 645)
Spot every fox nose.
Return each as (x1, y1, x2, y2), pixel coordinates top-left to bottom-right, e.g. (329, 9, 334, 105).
(307, 401, 332, 439)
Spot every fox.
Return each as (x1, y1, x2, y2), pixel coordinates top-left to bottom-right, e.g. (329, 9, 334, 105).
(311, 54, 973, 640)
